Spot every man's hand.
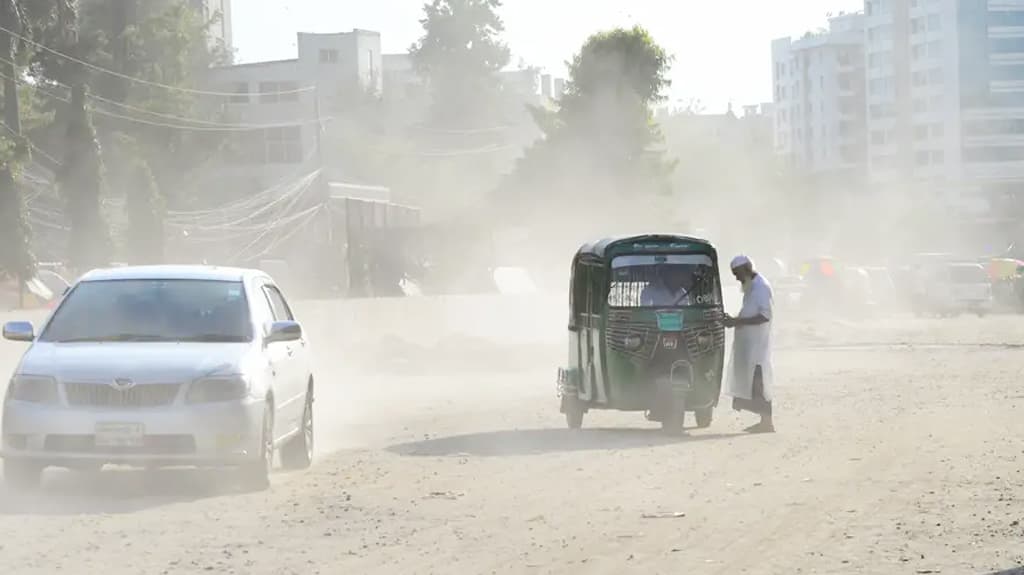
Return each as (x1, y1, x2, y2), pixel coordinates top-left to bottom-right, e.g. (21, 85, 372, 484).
(722, 314, 737, 328)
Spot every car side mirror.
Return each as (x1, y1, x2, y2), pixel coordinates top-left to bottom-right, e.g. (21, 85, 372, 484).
(3, 321, 35, 342)
(264, 321, 302, 345)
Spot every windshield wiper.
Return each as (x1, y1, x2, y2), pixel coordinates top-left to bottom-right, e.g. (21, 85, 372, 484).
(57, 334, 171, 343)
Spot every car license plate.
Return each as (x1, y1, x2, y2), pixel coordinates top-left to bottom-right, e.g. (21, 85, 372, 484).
(95, 422, 145, 448)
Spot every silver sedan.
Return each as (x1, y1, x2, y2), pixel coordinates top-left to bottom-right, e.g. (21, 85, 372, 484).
(1, 265, 315, 490)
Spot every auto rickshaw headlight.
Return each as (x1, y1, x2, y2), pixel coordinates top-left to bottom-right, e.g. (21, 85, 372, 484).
(696, 332, 714, 349)
(623, 335, 643, 350)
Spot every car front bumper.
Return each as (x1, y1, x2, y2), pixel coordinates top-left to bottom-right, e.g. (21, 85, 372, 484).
(1, 398, 265, 467)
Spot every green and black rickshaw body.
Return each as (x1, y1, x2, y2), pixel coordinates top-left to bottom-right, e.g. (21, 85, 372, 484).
(557, 235, 726, 432)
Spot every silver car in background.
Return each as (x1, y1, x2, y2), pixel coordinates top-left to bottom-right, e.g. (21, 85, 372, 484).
(1, 266, 315, 490)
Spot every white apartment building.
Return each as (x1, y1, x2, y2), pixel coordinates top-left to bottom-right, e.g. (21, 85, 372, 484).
(864, 0, 1024, 218)
(191, 0, 232, 51)
(772, 12, 868, 181)
(202, 30, 383, 188)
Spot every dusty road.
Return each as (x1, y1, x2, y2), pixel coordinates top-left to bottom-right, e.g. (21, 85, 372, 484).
(1, 296, 1024, 574)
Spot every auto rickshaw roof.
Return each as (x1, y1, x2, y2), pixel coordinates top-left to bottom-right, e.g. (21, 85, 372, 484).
(575, 234, 715, 261)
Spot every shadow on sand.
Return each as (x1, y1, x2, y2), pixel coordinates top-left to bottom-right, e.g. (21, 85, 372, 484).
(0, 467, 261, 516)
(388, 427, 749, 457)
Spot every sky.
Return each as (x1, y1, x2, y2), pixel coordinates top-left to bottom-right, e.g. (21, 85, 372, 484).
(232, 0, 864, 113)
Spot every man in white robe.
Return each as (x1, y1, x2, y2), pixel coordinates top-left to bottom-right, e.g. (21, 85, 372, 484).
(724, 255, 775, 433)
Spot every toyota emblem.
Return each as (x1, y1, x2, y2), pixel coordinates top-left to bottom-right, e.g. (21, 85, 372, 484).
(111, 378, 137, 391)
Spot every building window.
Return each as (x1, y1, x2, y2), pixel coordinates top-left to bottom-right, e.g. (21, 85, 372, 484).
(258, 81, 301, 104)
(265, 126, 303, 163)
(319, 49, 339, 64)
(229, 81, 249, 104)
(927, 14, 940, 31)
(227, 125, 304, 165)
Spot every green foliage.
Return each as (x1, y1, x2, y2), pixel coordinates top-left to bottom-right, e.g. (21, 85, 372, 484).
(59, 86, 110, 271)
(0, 163, 34, 280)
(79, 0, 230, 201)
(410, 0, 511, 128)
(503, 26, 675, 215)
(0, 0, 38, 280)
(113, 134, 164, 264)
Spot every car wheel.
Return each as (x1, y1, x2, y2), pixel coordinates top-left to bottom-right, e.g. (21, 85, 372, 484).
(695, 408, 714, 429)
(282, 389, 314, 470)
(239, 403, 273, 491)
(4, 459, 43, 490)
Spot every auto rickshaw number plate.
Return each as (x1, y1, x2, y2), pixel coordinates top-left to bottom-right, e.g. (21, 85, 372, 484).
(662, 335, 678, 350)
(656, 311, 683, 331)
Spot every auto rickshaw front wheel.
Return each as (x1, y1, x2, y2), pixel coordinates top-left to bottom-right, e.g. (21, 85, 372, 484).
(695, 408, 713, 429)
(562, 396, 585, 430)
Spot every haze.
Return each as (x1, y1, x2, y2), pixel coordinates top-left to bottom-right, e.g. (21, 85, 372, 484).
(233, 0, 863, 111)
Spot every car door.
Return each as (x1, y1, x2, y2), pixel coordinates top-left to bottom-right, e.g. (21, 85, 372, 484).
(261, 282, 308, 435)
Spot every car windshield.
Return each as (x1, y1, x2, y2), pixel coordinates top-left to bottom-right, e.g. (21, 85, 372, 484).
(607, 254, 720, 308)
(39, 279, 253, 343)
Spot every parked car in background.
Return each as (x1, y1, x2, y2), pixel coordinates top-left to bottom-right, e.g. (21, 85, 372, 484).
(1, 265, 315, 490)
(917, 262, 993, 317)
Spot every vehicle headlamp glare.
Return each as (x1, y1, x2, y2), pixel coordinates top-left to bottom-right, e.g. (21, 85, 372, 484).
(186, 376, 251, 404)
(623, 335, 643, 351)
(696, 332, 714, 349)
(8, 375, 59, 404)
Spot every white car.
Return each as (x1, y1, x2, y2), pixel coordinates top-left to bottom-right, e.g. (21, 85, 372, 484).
(918, 262, 993, 316)
(1, 265, 315, 490)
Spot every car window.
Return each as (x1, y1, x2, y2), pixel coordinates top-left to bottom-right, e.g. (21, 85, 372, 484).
(40, 279, 253, 343)
(262, 284, 295, 321)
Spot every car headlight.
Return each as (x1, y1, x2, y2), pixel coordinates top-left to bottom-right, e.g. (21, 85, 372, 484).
(7, 375, 59, 404)
(623, 335, 643, 351)
(186, 376, 251, 404)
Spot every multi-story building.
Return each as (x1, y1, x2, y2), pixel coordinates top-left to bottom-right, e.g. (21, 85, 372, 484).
(864, 0, 1024, 219)
(191, 0, 233, 51)
(772, 12, 868, 183)
(201, 30, 383, 188)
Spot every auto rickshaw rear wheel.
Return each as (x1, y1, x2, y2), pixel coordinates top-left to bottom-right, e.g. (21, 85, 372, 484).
(695, 408, 714, 429)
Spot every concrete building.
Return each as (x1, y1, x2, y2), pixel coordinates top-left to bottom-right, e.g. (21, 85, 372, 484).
(772, 12, 868, 181)
(864, 0, 1024, 218)
(191, 0, 232, 51)
(201, 30, 383, 188)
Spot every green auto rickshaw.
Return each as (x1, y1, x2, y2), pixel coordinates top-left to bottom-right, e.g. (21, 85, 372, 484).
(556, 235, 726, 434)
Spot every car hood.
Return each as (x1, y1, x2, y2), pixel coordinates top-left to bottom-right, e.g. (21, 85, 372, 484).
(17, 342, 257, 383)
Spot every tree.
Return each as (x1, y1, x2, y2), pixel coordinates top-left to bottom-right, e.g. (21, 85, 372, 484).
(410, 0, 511, 128)
(46, 0, 110, 272)
(500, 26, 675, 230)
(79, 0, 230, 207)
(114, 133, 164, 263)
(0, 0, 35, 285)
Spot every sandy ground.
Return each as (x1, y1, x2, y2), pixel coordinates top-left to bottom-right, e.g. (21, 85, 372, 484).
(1, 295, 1024, 574)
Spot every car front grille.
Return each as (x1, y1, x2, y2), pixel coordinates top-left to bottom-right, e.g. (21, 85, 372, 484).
(44, 434, 196, 455)
(64, 383, 182, 408)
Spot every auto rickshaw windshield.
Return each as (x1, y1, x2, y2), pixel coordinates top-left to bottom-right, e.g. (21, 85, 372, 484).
(607, 254, 720, 308)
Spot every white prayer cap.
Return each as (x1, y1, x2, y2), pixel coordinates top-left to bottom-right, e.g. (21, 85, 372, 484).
(730, 255, 753, 270)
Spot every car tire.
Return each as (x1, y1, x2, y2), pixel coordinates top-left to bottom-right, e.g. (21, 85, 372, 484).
(238, 403, 273, 491)
(695, 408, 714, 429)
(4, 459, 43, 490)
(281, 388, 314, 470)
